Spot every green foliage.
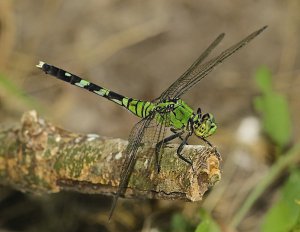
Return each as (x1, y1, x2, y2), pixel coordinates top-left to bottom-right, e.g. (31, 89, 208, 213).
(254, 66, 292, 149)
(230, 67, 299, 230)
(0, 72, 43, 112)
(195, 209, 220, 232)
(254, 66, 300, 231)
(170, 213, 194, 232)
(261, 169, 300, 232)
(169, 210, 220, 232)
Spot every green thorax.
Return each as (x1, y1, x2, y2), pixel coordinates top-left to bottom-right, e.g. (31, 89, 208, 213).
(154, 99, 194, 129)
(124, 98, 194, 130)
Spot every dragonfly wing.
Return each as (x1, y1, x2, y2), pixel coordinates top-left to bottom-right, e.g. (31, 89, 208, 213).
(145, 113, 171, 173)
(159, 26, 267, 100)
(109, 115, 153, 220)
(158, 32, 225, 101)
(109, 111, 170, 219)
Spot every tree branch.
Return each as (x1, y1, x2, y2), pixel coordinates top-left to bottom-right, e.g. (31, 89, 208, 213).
(0, 111, 221, 201)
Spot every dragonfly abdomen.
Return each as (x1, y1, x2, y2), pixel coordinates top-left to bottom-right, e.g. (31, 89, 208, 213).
(123, 99, 154, 118)
(36, 61, 155, 118)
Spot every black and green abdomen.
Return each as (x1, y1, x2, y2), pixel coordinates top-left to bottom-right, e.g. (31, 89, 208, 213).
(36, 62, 193, 128)
(124, 99, 154, 118)
(36, 61, 155, 118)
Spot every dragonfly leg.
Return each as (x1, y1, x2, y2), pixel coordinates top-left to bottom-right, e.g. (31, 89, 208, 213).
(170, 128, 188, 144)
(201, 137, 213, 147)
(155, 131, 184, 173)
(176, 134, 194, 170)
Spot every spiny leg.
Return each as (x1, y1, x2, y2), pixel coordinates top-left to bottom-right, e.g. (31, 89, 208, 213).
(155, 131, 184, 173)
(170, 128, 188, 144)
(176, 133, 194, 169)
(201, 137, 213, 147)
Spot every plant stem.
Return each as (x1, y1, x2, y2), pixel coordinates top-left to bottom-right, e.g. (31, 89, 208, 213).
(230, 144, 300, 228)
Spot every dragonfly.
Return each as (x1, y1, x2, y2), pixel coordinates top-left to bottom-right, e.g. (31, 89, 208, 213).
(36, 25, 267, 219)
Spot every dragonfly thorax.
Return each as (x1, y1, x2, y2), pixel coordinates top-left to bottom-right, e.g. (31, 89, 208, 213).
(192, 112, 217, 138)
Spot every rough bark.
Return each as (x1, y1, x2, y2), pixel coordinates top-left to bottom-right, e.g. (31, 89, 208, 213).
(0, 110, 221, 201)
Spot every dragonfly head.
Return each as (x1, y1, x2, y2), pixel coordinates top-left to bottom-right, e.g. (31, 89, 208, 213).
(193, 112, 217, 138)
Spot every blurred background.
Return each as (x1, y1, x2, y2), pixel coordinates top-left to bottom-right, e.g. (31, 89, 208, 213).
(0, 0, 300, 231)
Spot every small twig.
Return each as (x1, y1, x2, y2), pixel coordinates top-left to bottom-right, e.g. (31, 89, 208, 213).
(0, 110, 221, 201)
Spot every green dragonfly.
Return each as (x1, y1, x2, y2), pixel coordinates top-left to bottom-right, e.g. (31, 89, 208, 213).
(36, 26, 267, 219)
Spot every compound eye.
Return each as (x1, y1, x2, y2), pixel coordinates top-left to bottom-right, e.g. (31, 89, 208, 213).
(202, 113, 210, 121)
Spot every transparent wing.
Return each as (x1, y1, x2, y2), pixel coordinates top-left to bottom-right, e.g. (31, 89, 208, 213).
(109, 111, 170, 219)
(158, 32, 225, 101)
(159, 26, 267, 100)
(145, 112, 171, 173)
(109, 115, 152, 219)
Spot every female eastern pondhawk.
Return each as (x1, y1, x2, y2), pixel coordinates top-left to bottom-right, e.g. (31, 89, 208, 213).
(36, 26, 267, 219)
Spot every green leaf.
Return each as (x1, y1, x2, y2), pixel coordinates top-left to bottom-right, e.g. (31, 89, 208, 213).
(195, 209, 220, 232)
(261, 170, 300, 232)
(253, 67, 292, 148)
(255, 66, 272, 94)
(0, 72, 44, 112)
(170, 213, 193, 232)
